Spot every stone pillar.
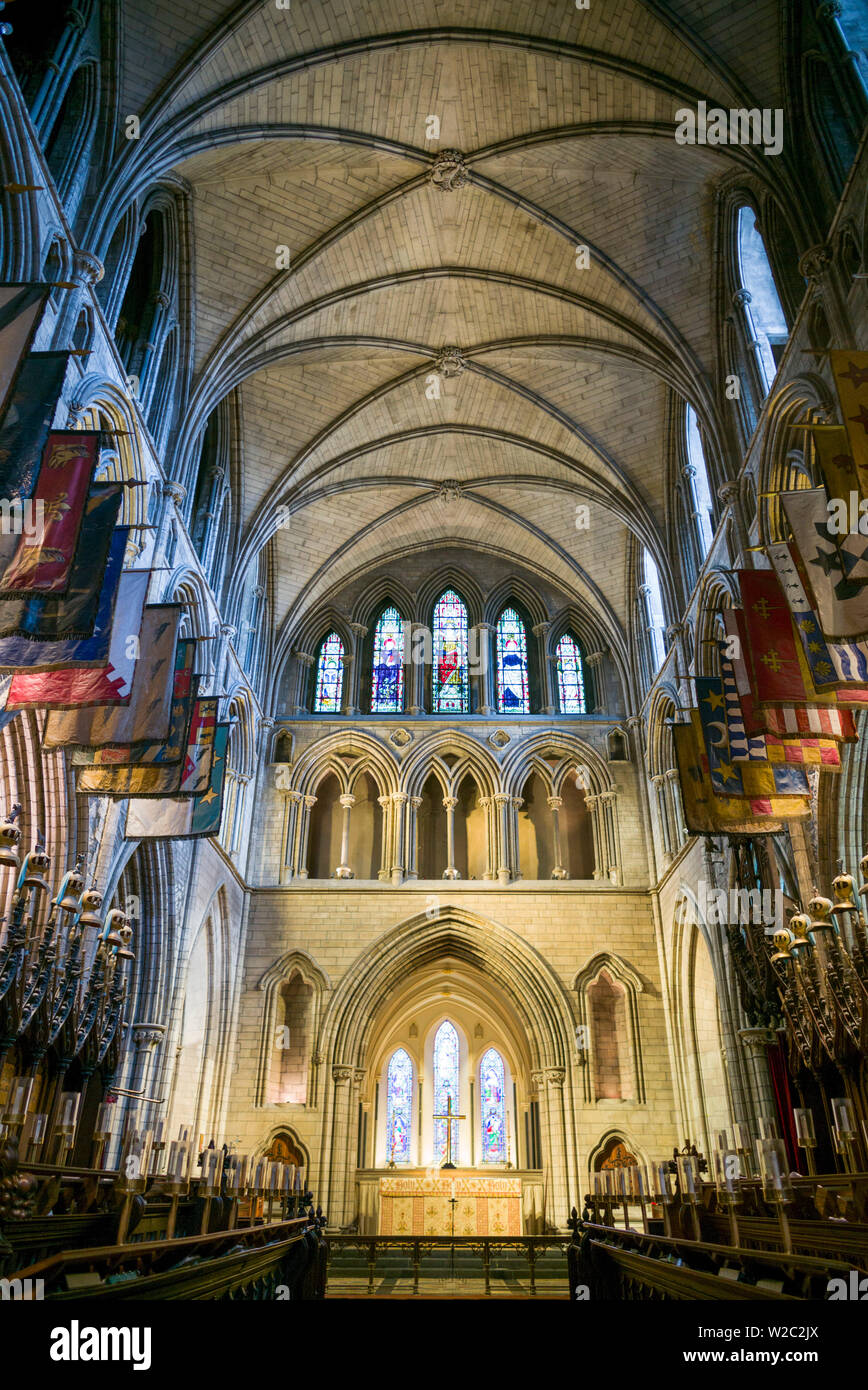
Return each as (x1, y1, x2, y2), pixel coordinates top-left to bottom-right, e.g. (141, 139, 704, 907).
(651, 774, 672, 859)
(532, 622, 554, 713)
(407, 623, 429, 714)
(159, 480, 186, 568)
(403, 796, 422, 882)
(127, 1023, 166, 1141)
(493, 792, 513, 884)
(442, 796, 460, 879)
(391, 792, 409, 883)
(294, 794, 317, 878)
(584, 650, 606, 714)
(292, 651, 315, 714)
(51, 249, 103, 351)
(738, 1026, 780, 1128)
(377, 795, 392, 881)
(585, 794, 603, 880)
(664, 768, 685, 851)
(718, 479, 750, 567)
(547, 796, 567, 879)
(347, 623, 367, 714)
(599, 790, 621, 884)
(544, 1068, 570, 1228)
(470, 623, 495, 714)
(478, 796, 495, 880)
(335, 794, 355, 878)
(343, 1068, 365, 1223)
(328, 1066, 355, 1226)
(800, 242, 849, 343)
(280, 789, 302, 882)
(510, 796, 524, 880)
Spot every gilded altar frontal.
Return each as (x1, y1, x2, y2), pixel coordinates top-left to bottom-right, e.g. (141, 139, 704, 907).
(0, 0, 866, 1359)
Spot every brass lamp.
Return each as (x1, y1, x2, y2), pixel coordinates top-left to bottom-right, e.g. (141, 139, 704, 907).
(77, 888, 104, 930)
(0, 805, 22, 869)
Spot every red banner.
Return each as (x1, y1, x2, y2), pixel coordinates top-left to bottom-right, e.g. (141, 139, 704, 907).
(0, 432, 100, 595)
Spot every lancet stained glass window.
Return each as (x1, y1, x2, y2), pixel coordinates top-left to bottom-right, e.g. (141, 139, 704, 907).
(736, 205, 788, 392)
(371, 606, 404, 713)
(386, 1048, 413, 1164)
(314, 632, 344, 713)
(479, 1048, 507, 1164)
(556, 634, 586, 714)
(496, 607, 529, 713)
(432, 590, 468, 714)
(433, 1020, 460, 1164)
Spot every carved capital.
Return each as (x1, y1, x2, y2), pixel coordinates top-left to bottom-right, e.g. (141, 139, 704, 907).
(798, 244, 833, 282)
(332, 1065, 354, 1085)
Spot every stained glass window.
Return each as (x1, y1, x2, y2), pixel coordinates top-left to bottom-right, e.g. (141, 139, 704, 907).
(556, 634, 586, 713)
(495, 607, 529, 714)
(432, 590, 468, 714)
(479, 1048, 507, 1164)
(371, 606, 404, 713)
(433, 1020, 460, 1164)
(314, 631, 344, 713)
(386, 1048, 413, 1164)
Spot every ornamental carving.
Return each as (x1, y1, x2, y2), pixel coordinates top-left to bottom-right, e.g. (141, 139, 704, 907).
(433, 347, 466, 378)
(429, 149, 469, 192)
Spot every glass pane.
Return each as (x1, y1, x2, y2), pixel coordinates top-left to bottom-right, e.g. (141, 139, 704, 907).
(432, 590, 468, 714)
(496, 607, 529, 713)
(314, 631, 344, 713)
(433, 1020, 460, 1164)
(643, 551, 667, 672)
(736, 205, 787, 392)
(386, 1048, 413, 1164)
(556, 634, 586, 713)
(479, 1048, 506, 1164)
(371, 606, 404, 713)
(685, 405, 715, 555)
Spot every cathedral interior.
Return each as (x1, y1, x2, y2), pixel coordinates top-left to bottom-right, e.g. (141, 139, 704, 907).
(0, 0, 868, 1326)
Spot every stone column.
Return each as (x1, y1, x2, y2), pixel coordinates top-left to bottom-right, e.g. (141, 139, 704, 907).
(328, 1066, 355, 1226)
(403, 796, 422, 882)
(407, 623, 429, 714)
(478, 796, 495, 880)
(377, 795, 392, 881)
(599, 790, 621, 884)
(510, 796, 524, 880)
(585, 794, 603, 880)
(493, 792, 513, 883)
(664, 768, 685, 851)
(442, 796, 460, 879)
(547, 796, 568, 879)
(532, 622, 554, 713)
(800, 241, 848, 343)
(126, 1023, 166, 1142)
(339, 652, 355, 717)
(292, 651, 315, 714)
(738, 1026, 779, 1129)
(342, 1068, 365, 1224)
(159, 480, 186, 569)
(294, 794, 317, 878)
(335, 795, 355, 878)
(347, 623, 367, 714)
(651, 774, 671, 859)
(718, 479, 750, 567)
(51, 249, 103, 351)
(585, 650, 607, 714)
(391, 792, 409, 883)
(280, 789, 302, 882)
(545, 1069, 570, 1228)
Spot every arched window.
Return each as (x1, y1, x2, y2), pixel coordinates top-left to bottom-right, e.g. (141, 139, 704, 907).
(685, 405, 715, 556)
(479, 1048, 507, 1164)
(432, 590, 468, 714)
(736, 205, 788, 393)
(433, 1020, 460, 1164)
(641, 550, 666, 674)
(314, 632, 344, 714)
(386, 1048, 414, 1165)
(555, 633, 586, 714)
(495, 607, 529, 713)
(371, 606, 404, 713)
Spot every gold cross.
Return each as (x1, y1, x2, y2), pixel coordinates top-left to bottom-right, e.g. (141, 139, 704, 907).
(433, 1095, 466, 1169)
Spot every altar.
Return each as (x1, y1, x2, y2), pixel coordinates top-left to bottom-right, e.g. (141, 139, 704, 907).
(353, 1168, 546, 1236)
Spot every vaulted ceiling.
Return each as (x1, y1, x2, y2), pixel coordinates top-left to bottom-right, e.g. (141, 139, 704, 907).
(95, 1, 799, 669)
